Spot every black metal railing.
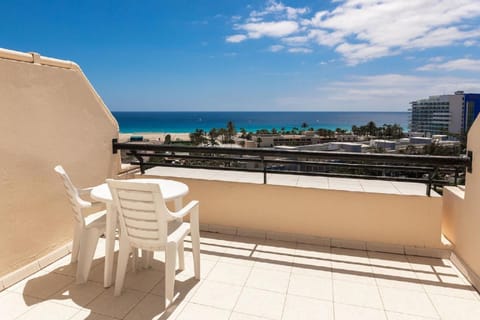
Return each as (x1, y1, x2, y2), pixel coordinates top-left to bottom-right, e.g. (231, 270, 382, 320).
(112, 139, 472, 196)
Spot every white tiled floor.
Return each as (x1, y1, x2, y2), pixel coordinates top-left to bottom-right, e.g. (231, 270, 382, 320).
(145, 167, 439, 196)
(1, 232, 479, 320)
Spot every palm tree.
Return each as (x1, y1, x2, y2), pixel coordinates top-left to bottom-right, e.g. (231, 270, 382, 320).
(208, 128, 218, 145)
(164, 134, 171, 144)
(351, 125, 359, 135)
(256, 137, 263, 147)
(391, 124, 403, 139)
(218, 128, 227, 144)
(239, 128, 247, 139)
(366, 121, 377, 137)
(189, 128, 205, 145)
(226, 121, 236, 143)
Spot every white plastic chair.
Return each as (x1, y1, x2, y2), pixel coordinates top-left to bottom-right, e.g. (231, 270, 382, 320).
(107, 179, 200, 306)
(54, 165, 106, 284)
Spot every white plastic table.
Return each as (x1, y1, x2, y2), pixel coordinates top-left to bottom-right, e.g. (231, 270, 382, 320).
(91, 178, 189, 288)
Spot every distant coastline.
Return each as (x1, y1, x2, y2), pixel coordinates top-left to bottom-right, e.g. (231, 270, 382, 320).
(112, 111, 409, 134)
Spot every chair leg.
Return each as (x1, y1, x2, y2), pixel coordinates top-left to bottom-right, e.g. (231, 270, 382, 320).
(142, 250, 154, 269)
(178, 241, 185, 271)
(114, 236, 131, 296)
(131, 248, 138, 273)
(165, 242, 177, 307)
(71, 225, 81, 263)
(191, 231, 201, 280)
(76, 228, 101, 284)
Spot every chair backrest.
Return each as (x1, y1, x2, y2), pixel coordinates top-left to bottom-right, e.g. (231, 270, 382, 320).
(54, 165, 89, 226)
(107, 179, 171, 250)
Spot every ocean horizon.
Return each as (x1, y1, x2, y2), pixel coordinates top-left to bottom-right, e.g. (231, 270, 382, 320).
(112, 111, 409, 134)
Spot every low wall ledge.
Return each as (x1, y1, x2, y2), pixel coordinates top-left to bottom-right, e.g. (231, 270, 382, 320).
(0, 47, 79, 70)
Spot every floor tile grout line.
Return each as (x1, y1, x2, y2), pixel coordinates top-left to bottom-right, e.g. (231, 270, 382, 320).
(410, 257, 443, 319)
(331, 254, 336, 320)
(369, 253, 389, 320)
(228, 242, 257, 319)
(278, 242, 296, 320)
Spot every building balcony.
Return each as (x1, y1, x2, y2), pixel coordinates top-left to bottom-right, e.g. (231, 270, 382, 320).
(2, 167, 480, 319)
(2, 49, 480, 319)
(2, 226, 479, 320)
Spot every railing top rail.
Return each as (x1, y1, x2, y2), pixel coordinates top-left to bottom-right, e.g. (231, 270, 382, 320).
(112, 140, 469, 166)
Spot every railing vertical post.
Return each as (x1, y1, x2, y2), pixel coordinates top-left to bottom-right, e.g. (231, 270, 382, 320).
(426, 166, 438, 197)
(261, 156, 267, 184)
(112, 138, 118, 154)
(132, 151, 145, 174)
(454, 168, 459, 185)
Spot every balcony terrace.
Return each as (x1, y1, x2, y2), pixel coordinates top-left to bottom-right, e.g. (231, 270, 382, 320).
(2, 231, 480, 320)
(2, 49, 480, 319)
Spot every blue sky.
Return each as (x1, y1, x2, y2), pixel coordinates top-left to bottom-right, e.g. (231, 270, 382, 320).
(2, 0, 480, 111)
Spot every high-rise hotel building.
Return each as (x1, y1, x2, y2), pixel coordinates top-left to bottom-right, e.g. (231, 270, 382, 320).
(409, 91, 480, 136)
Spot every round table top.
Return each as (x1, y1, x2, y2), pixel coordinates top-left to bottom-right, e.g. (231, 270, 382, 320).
(90, 178, 189, 203)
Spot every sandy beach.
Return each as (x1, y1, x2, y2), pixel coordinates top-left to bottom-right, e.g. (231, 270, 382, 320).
(119, 132, 190, 143)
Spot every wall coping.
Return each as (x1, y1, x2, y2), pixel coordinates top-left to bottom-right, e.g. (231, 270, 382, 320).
(0, 48, 79, 70)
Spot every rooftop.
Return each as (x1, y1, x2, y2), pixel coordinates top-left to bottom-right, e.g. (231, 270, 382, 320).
(146, 167, 438, 196)
(2, 232, 479, 320)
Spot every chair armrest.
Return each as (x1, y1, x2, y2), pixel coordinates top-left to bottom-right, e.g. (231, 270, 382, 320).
(170, 200, 199, 219)
(78, 187, 96, 196)
(78, 187, 102, 206)
(77, 197, 92, 209)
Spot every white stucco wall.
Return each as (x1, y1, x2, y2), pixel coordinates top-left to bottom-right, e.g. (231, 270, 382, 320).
(0, 49, 120, 276)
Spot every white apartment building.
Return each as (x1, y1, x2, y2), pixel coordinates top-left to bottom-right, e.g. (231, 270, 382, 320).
(409, 91, 464, 135)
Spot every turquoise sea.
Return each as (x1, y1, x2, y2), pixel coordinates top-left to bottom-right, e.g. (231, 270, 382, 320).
(112, 111, 409, 133)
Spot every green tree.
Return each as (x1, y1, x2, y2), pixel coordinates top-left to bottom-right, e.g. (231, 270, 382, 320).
(226, 121, 236, 143)
(208, 128, 218, 145)
(189, 128, 206, 145)
(391, 124, 404, 139)
(164, 134, 171, 144)
(239, 127, 247, 139)
(366, 121, 377, 136)
(351, 125, 360, 135)
(218, 128, 227, 143)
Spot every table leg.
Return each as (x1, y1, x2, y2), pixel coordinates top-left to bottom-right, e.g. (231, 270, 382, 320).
(104, 202, 116, 288)
(174, 198, 183, 211)
(173, 197, 185, 270)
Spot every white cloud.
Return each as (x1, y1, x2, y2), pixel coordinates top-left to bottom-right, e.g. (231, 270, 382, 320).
(226, 34, 248, 43)
(240, 21, 299, 38)
(269, 45, 285, 52)
(335, 43, 392, 65)
(250, 0, 309, 20)
(282, 35, 309, 45)
(429, 56, 445, 63)
(288, 47, 312, 53)
(310, 0, 480, 64)
(227, 0, 480, 63)
(417, 58, 480, 72)
(307, 29, 344, 47)
(275, 74, 480, 110)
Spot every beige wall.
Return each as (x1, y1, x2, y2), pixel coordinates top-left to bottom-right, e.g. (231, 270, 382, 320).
(443, 116, 480, 280)
(0, 49, 119, 277)
(146, 175, 443, 248)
